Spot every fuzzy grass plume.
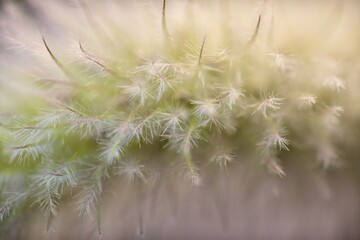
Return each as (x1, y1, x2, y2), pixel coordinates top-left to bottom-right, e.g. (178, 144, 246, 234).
(1, 0, 360, 239)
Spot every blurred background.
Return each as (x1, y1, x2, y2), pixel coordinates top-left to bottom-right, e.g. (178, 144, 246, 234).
(3, 164, 360, 240)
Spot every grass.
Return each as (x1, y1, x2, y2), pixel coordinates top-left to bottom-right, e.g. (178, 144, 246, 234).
(0, 0, 360, 238)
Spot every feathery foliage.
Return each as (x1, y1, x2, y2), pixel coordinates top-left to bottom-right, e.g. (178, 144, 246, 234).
(0, 0, 359, 237)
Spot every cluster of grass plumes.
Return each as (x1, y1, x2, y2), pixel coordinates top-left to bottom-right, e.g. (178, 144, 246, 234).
(1, 0, 360, 236)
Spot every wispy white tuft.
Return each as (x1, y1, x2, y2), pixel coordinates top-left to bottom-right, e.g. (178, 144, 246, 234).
(259, 127, 290, 152)
(116, 159, 146, 183)
(119, 79, 152, 106)
(298, 94, 317, 109)
(251, 92, 284, 118)
(163, 125, 204, 154)
(323, 75, 345, 91)
(210, 152, 235, 174)
(218, 86, 244, 109)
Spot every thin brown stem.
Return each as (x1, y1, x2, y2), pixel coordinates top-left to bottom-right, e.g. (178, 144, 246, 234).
(79, 42, 121, 79)
(198, 36, 206, 66)
(42, 36, 71, 78)
(245, 15, 262, 49)
(162, 0, 170, 38)
(63, 105, 87, 118)
(13, 144, 34, 150)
